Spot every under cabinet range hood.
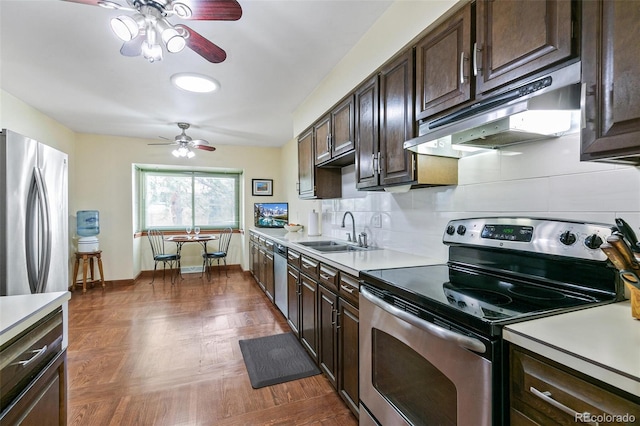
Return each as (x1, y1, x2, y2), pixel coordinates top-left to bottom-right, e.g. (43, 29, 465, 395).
(404, 61, 582, 155)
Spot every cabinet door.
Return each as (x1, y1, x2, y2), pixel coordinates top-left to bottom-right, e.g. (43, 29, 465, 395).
(264, 251, 274, 302)
(581, 0, 640, 164)
(415, 3, 472, 121)
(331, 95, 355, 158)
(1, 351, 67, 426)
(299, 274, 318, 362)
(249, 240, 257, 278)
(286, 265, 300, 337)
(476, 0, 574, 95)
(379, 48, 416, 187)
(298, 128, 315, 198)
(257, 249, 266, 291)
(355, 76, 380, 190)
(338, 299, 359, 418)
(314, 115, 331, 165)
(318, 284, 338, 389)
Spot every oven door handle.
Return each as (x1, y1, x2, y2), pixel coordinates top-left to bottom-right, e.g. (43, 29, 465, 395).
(361, 287, 487, 354)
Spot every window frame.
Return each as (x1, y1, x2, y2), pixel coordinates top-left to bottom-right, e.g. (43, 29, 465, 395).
(138, 167, 241, 231)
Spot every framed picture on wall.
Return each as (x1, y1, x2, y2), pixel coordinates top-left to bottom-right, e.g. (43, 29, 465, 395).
(252, 179, 273, 196)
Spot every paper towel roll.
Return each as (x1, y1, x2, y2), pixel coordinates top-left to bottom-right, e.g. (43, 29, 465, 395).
(308, 210, 320, 236)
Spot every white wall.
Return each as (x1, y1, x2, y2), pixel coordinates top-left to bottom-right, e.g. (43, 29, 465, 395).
(74, 133, 283, 280)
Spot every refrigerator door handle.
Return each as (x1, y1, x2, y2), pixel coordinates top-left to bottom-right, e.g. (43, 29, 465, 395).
(25, 167, 52, 293)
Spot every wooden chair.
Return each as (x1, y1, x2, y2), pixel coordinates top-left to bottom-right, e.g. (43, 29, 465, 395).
(147, 229, 180, 284)
(202, 227, 233, 280)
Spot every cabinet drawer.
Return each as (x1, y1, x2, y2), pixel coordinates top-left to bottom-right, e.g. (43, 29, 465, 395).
(264, 239, 274, 251)
(1, 309, 64, 413)
(300, 255, 319, 279)
(510, 346, 640, 425)
(287, 249, 301, 269)
(338, 272, 359, 307)
(319, 263, 339, 292)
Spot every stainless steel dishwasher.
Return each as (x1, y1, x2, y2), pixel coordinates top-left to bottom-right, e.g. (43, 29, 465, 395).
(273, 243, 288, 316)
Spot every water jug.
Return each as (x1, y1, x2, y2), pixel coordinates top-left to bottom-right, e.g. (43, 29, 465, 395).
(77, 210, 99, 237)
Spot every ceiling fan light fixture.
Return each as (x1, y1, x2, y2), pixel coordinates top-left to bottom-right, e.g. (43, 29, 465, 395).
(110, 15, 140, 41)
(97, 0, 121, 10)
(171, 73, 220, 93)
(156, 19, 186, 53)
(142, 42, 163, 62)
(186, 150, 195, 158)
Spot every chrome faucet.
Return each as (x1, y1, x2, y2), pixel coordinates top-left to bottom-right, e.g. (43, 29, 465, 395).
(341, 211, 356, 243)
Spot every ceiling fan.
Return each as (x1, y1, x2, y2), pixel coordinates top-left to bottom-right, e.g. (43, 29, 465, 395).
(149, 122, 216, 158)
(62, 0, 242, 63)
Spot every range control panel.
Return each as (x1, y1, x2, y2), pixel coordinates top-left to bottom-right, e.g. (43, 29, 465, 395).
(443, 217, 614, 261)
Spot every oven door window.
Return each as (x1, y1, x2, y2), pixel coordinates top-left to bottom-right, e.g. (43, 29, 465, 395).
(372, 329, 456, 426)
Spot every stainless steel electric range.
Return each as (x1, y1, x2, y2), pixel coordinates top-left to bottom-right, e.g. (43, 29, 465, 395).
(358, 217, 624, 426)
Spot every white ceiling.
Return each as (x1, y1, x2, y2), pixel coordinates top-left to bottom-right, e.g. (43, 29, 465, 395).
(0, 0, 393, 147)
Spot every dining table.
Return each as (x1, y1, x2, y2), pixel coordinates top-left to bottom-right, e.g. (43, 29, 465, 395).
(164, 234, 218, 277)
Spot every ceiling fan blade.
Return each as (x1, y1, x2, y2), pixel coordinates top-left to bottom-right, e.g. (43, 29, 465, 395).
(191, 139, 210, 146)
(120, 35, 144, 57)
(194, 145, 216, 152)
(183, 0, 242, 21)
(176, 25, 227, 63)
(148, 143, 177, 146)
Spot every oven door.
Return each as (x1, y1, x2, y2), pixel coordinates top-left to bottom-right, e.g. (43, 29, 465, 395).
(359, 286, 493, 426)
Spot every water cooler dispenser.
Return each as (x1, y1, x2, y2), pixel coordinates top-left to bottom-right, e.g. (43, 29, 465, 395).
(77, 210, 100, 252)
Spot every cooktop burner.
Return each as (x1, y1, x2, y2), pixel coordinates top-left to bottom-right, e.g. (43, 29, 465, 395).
(453, 288, 512, 305)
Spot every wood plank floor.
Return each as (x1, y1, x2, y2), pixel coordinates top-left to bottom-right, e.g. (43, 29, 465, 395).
(66, 270, 358, 426)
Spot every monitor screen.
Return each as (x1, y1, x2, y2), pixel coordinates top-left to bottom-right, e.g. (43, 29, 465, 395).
(254, 203, 288, 228)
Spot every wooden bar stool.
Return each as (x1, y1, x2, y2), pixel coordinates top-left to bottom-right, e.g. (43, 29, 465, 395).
(70, 250, 105, 294)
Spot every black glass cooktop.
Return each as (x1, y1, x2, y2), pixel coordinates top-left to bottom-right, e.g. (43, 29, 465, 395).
(360, 264, 614, 337)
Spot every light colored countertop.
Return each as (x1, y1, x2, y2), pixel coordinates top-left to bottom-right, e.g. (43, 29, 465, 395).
(0, 291, 71, 347)
(251, 228, 443, 275)
(504, 301, 640, 397)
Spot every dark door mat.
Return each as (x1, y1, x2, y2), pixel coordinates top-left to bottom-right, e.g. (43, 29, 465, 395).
(239, 332, 321, 388)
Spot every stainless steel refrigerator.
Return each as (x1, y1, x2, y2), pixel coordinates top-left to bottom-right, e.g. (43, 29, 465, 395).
(1, 129, 69, 295)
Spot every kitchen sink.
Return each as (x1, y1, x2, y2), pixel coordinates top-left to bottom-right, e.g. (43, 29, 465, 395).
(297, 240, 374, 253)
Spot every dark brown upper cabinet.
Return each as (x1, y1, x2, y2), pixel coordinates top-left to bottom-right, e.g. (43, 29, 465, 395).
(415, 3, 472, 121)
(475, 0, 574, 96)
(298, 127, 342, 199)
(356, 49, 415, 189)
(315, 95, 355, 166)
(580, 0, 640, 164)
(354, 75, 380, 190)
(378, 48, 416, 187)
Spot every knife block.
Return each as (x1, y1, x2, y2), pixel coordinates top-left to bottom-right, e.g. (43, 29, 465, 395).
(625, 283, 640, 320)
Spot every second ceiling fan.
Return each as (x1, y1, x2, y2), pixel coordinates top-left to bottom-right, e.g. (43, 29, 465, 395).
(149, 122, 216, 158)
(62, 0, 242, 63)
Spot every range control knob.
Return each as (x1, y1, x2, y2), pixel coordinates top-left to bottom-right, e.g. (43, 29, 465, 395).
(559, 231, 577, 246)
(457, 225, 467, 236)
(446, 225, 456, 235)
(457, 300, 467, 309)
(584, 234, 604, 249)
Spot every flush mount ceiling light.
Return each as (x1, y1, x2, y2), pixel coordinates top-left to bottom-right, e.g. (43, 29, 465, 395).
(63, 0, 242, 63)
(171, 73, 220, 93)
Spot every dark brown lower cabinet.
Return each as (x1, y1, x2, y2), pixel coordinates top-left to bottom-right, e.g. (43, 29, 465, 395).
(286, 265, 300, 337)
(338, 298, 359, 418)
(1, 351, 67, 426)
(509, 344, 640, 425)
(299, 273, 318, 363)
(319, 284, 338, 388)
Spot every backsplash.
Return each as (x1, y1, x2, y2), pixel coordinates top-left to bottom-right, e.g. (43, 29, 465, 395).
(321, 132, 640, 262)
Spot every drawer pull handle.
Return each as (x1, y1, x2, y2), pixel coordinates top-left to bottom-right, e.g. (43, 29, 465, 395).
(340, 284, 355, 294)
(13, 345, 48, 368)
(529, 387, 598, 426)
(320, 273, 332, 280)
